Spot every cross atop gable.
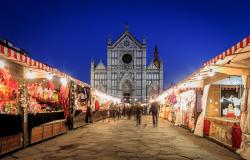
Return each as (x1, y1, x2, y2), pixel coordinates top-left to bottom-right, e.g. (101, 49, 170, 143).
(109, 31, 146, 49)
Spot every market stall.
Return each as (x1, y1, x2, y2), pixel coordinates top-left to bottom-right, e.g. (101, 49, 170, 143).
(156, 35, 250, 158)
(0, 38, 120, 157)
(179, 35, 250, 156)
(174, 90, 196, 130)
(158, 86, 202, 131)
(0, 40, 89, 153)
(202, 76, 242, 148)
(92, 90, 120, 122)
(158, 88, 177, 122)
(26, 73, 69, 144)
(70, 82, 91, 129)
(0, 60, 23, 155)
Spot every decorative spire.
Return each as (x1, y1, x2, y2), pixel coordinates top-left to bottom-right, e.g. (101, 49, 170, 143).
(91, 59, 95, 68)
(142, 35, 147, 44)
(154, 45, 159, 59)
(125, 22, 129, 32)
(108, 34, 112, 45)
(153, 44, 160, 68)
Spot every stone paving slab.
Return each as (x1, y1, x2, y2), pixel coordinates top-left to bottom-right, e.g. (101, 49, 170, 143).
(2, 116, 241, 160)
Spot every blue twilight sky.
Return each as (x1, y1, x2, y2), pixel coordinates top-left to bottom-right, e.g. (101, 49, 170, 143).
(0, 0, 250, 88)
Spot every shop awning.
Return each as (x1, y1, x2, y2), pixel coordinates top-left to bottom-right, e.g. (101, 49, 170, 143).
(0, 43, 89, 87)
(175, 35, 250, 90)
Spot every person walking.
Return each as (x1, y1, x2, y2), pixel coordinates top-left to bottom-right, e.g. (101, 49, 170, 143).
(127, 106, 132, 120)
(117, 106, 122, 119)
(150, 100, 159, 127)
(135, 103, 142, 126)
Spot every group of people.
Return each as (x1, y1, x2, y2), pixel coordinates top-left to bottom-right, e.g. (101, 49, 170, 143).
(108, 101, 160, 127)
(84, 100, 160, 127)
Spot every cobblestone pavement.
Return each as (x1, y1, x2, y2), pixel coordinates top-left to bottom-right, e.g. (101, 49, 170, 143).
(2, 116, 241, 160)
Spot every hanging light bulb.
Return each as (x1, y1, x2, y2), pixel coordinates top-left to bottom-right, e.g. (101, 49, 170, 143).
(0, 60, 5, 68)
(26, 70, 35, 79)
(197, 73, 202, 80)
(46, 73, 53, 80)
(60, 77, 67, 86)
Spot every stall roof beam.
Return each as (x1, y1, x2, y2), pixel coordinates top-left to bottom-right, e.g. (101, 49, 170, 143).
(211, 66, 250, 75)
(203, 73, 229, 85)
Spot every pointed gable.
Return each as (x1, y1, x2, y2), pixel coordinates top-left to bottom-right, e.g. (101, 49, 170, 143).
(95, 60, 106, 70)
(109, 31, 145, 49)
(147, 61, 158, 70)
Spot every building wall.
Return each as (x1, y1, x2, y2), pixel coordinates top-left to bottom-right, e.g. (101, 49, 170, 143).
(90, 30, 163, 102)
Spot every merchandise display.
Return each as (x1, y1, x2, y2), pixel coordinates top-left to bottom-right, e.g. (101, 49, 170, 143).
(220, 87, 241, 118)
(0, 67, 19, 115)
(27, 82, 62, 114)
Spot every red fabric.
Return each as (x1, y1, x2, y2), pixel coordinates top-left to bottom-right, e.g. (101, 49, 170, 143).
(48, 80, 55, 91)
(0, 45, 4, 54)
(183, 112, 188, 126)
(226, 113, 235, 118)
(95, 101, 100, 111)
(14, 52, 17, 59)
(203, 119, 211, 136)
(247, 35, 250, 44)
(59, 85, 69, 118)
(232, 125, 242, 149)
(7, 48, 11, 56)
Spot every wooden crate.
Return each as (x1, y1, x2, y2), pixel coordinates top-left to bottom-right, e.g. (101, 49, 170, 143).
(52, 122, 61, 136)
(43, 124, 53, 140)
(1, 134, 22, 155)
(31, 126, 43, 144)
(60, 121, 67, 133)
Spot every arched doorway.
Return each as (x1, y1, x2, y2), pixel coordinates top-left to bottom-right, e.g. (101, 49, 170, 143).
(122, 80, 132, 103)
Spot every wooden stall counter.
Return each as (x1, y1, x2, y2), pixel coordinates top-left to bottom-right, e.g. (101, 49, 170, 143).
(31, 119, 67, 144)
(92, 110, 108, 122)
(206, 117, 240, 126)
(0, 114, 23, 156)
(28, 112, 67, 144)
(73, 110, 87, 129)
(205, 117, 240, 148)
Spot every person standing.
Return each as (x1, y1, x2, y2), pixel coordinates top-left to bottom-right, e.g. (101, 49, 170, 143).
(150, 101, 159, 127)
(122, 105, 126, 117)
(86, 105, 92, 123)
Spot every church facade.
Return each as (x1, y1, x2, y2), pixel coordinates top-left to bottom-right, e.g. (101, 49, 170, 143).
(90, 26, 163, 103)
